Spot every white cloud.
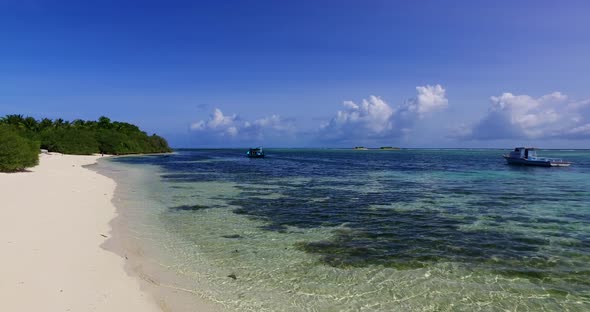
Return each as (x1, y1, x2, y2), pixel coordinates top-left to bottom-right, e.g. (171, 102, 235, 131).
(318, 84, 448, 143)
(330, 95, 395, 133)
(190, 108, 239, 137)
(252, 114, 294, 132)
(458, 91, 590, 140)
(190, 108, 294, 141)
(567, 123, 590, 136)
(406, 84, 449, 116)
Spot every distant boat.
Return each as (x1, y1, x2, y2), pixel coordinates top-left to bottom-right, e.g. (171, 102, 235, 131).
(379, 146, 400, 150)
(353, 146, 368, 150)
(503, 147, 571, 167)
(246, 147, 265, 158)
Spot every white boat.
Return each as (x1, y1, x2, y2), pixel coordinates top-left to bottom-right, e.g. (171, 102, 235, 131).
(503, 147, 571, 167)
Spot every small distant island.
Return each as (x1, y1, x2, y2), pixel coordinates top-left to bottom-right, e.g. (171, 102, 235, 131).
(0, 114, 171, 172)
(353, 146, 401, 150)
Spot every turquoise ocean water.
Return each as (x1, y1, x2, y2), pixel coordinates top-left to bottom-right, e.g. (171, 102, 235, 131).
(98, 149, 590, 311)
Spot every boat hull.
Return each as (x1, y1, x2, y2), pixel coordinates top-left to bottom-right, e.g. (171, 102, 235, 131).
(503, 156, 571, 167)
(246, 147, 265, 158)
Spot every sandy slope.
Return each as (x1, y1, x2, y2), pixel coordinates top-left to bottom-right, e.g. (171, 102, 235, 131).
(0, 153, 161, 312)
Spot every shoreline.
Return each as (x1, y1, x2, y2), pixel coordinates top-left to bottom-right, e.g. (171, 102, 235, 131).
(93, 156, 221, 312)
(0, 153, 161, 311)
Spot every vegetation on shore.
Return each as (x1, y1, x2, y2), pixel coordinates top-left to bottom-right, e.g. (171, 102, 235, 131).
(0, 114, 172, 172)
(0, 125, 39, 172)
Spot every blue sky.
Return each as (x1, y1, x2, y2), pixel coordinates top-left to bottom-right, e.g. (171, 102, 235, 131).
(1, 0, 590, 148)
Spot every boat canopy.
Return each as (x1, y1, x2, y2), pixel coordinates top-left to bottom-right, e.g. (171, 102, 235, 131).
(511, 147, 538, 159)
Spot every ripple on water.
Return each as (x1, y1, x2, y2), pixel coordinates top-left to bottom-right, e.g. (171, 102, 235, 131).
(108, 149, 590, 311)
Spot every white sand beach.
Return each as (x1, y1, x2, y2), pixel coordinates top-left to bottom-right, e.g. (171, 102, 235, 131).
(0, 154, 161, 312)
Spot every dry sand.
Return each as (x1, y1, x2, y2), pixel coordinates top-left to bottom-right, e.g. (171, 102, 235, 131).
(0, 153, 162, 311)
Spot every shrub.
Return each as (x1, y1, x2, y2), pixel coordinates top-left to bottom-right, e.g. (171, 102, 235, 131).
(0, 126, 39, 172)
(41, 128, 99, 155)
(96, 129, 128, 155)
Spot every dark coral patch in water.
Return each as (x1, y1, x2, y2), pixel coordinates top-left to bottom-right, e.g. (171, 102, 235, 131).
(170, 204, 213, 211)
(117, 149, 590, 297)
(222, 234, 243, 239)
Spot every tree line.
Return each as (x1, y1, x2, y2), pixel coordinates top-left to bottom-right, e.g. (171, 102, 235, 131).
(0, 114, 172, 172)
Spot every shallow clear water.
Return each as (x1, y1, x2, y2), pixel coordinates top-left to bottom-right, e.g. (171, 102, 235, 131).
(105, 149, 590, 311)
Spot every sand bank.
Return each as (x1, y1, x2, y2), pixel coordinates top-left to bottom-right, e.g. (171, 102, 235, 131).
(0, 153, 161, 311)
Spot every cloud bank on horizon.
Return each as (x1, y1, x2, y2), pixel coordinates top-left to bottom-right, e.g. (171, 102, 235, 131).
(189, 85, 590, 146)
(457, 92, 590, 140)
(317, 85, 448, 144)
(190, 108, 295, 143)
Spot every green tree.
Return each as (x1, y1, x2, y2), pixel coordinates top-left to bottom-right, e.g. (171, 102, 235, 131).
(38, 118, 53, 131)
(23, 117, 38, 131)
(41, 128, 99, 155)
(96, 129, 127, 155)
(53, 118, 65, 129)
(98, 116, 112, 129)
(149, 134, 172, 153)
(2, 114, 172, 156)
(0, 125, 39, 172)
(71, 119, 86, 128)
(0, 114, 26, 129)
